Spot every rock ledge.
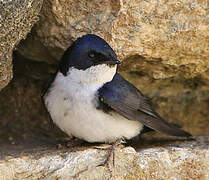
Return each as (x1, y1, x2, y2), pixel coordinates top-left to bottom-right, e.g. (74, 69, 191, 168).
(0, 137, 208, 180)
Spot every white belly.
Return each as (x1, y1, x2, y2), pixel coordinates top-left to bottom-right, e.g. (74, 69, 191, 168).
(44, 71, 143, 143)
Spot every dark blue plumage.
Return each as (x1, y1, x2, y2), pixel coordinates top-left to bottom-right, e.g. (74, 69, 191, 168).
(99, 73, 191, 137)
(59, 34, 118, 75)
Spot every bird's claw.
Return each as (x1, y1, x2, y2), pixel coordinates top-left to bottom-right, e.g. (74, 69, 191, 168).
(95, 139, 125, 167)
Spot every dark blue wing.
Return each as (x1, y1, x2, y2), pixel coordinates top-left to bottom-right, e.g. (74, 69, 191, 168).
(98, 73, 191, 137)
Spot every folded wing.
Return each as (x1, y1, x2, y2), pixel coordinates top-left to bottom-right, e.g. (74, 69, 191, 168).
(98, 73, 191, 137)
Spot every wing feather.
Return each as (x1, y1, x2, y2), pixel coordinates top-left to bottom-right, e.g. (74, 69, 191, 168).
(99, 73, 191, 137)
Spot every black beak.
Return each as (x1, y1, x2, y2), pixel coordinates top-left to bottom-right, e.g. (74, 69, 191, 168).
(104, 59, 121, 65)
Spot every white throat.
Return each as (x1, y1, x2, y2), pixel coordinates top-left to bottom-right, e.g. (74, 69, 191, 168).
(64, 64, 117, 89)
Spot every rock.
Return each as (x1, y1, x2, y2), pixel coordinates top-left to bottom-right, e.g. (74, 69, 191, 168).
(0, 2, 208, 179)
(0, 0, 43, 90)
(17, 0, 209, 80)
(0, 53, 65, 140)
(0, 136, 208, 179)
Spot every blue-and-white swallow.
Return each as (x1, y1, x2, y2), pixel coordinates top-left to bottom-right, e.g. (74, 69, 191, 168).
(43, 34, 191, 145)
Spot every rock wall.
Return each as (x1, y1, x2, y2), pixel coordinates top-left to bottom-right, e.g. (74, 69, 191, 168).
(17, 0, 209, 80)
(0, 1, 208, 179)
(0, 0, 43, 90)
(0, 53, 65, 140)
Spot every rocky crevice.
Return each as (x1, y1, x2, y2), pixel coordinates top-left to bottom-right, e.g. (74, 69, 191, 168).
(0, 0, 208, 179)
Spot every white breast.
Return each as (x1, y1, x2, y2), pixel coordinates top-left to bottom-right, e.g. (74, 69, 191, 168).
(44, 65, 143, 143)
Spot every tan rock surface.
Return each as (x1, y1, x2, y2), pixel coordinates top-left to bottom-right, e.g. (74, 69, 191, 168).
(0, 137, 208, 180)
(18, 0, 209, 80)
(0, 0, 43, 90)
(0, 1, 208, 179)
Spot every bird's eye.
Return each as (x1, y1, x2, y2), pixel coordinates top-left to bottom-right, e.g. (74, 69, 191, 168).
(88, 52, 95, 58)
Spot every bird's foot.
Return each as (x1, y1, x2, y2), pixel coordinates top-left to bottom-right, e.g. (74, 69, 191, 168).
(95, 139, 125, 167)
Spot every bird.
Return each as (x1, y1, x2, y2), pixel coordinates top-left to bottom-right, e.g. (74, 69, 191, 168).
(43, 34, 191, 151)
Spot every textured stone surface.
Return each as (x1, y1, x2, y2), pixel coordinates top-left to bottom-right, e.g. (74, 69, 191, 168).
(0, 137, 208, 180)
(0, 1, 208, 178)
(0, 0, 43, 90)
(0, 53, 64, 140)
(18, 0, 209, 80)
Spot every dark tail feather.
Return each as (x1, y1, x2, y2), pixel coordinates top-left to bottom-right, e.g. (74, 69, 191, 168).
(137, 112, 191, 137)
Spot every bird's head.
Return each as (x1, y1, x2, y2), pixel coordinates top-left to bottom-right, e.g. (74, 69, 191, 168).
(59, 34, 121, 86)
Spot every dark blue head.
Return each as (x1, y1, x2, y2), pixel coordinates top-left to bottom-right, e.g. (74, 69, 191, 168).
(59, 34, 121, 76)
